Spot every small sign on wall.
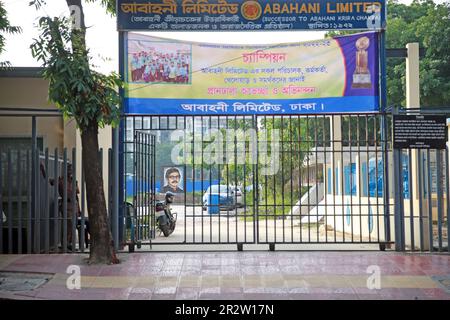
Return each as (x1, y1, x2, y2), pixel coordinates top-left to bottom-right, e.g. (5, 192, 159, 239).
(393, 115, 448, 149)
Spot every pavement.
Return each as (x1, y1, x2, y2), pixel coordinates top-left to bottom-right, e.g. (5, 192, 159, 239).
(0, 251, 450, 300)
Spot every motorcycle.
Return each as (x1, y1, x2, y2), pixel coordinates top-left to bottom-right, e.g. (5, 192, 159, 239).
(155, 192, 177, 237)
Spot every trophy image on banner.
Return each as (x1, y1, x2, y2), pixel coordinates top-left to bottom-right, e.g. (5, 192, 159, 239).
(352, 36, 372, 88)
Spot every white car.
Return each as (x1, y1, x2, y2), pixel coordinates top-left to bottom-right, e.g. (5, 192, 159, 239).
(231, 186, 243, 208)
(202, 185, 236, 211)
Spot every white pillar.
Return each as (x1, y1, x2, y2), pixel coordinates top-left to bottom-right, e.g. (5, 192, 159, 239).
(405, 43, 429, 250)
(330, 116, 342, 197)
(406, 43, 420, 109)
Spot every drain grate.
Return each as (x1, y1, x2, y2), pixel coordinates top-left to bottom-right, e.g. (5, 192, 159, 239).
(0, 272, 53, 292)
(431, 275, 450, 294)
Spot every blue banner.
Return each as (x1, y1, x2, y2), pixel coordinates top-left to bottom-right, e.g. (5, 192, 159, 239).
(124, 96, 380, 114)
(117, 0, 386, 31)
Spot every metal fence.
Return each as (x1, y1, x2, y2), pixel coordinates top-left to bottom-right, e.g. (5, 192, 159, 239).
(1, 109, 448, 253)
(0, 112, 115, 254)
(0, 146, 114, 254)
(122, 113, 395, 249)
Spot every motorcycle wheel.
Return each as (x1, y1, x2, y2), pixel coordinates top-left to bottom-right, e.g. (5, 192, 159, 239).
(160, 223, 172, 237)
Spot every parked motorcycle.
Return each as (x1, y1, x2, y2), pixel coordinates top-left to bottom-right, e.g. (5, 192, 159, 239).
(155, 192, 177, 237)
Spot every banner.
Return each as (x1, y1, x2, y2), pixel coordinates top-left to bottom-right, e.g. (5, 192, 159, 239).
(117, 0, 386, 31)
(124, 31, 380, 115)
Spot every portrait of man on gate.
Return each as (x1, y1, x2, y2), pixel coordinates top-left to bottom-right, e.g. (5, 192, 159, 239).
(162, 167, 184, 193)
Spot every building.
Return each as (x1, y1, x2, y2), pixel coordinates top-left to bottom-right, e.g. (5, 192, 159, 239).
(0, 67, 112, 209)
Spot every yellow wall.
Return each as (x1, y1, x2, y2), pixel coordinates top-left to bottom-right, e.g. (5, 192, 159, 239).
(0, 77, 64, 151)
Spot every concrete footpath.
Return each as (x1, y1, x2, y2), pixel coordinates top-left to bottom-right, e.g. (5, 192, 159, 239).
(0, 251, 449, 300)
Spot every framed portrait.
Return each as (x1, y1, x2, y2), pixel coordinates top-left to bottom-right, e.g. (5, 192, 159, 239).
(162, 167, 184, 193)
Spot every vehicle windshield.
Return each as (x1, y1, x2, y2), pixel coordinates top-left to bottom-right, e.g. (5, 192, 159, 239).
(209, 185, 230, 193)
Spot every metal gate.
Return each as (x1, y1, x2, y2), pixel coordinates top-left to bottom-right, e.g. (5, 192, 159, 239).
(132, 130, 156, 247)
(124, 113, 394, 249)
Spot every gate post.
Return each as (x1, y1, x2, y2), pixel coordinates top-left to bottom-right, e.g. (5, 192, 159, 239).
(393, 107, 405, 251)
(447, 119, 450, 252)
(112, 127, 119, 250)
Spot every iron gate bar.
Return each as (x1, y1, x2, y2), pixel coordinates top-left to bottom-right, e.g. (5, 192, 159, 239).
(80, 148, 85, 252)
(366, 116, 371, 243)
(17, 151, 23, 254)
(0, 154, 2, 253)
(418, 150, 424, 251)
(142, 134, 145, 240)
(34, 149, 39, 253)
(252, 115, 257, 244)
(235, 116, 240, 242)
(360, 116, 363, 242)
(446, 146, 450, 252)
(281, 116, 285, 243)
(27, 150, 32, 254)
(427, 149, 433, 252)
(192, 116, 196, 242)
(71, 149, 77, 253)
(292, 116, 295, 242)
(393, 146, 402, 251)
(436, 150, 443, 251)
(201, 115, 204, 243)
(226, 116, 229, 243)
(306, 116, 310, 243)
(323, 115, 328, 243)
(315, 116, 319, 242)
(375, 116, 380, 242)
(7, 150, 12, 253)
(62, 149, 67, 254)
(408, 149, 414, 251)
(331, 115, 335, 243)
(400, 150, 406, 249)
(341, 115, 345, 243)
(109, 148, 114, 250)
(350, 115, 354, 243)
(357, 116, 361, 240)
(44, 149, 49, 253)
(382, 112, 391, 243)
(184, 116, 187, 244)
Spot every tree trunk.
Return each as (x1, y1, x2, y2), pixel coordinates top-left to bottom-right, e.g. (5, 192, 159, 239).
(81, 122, 119, 264)
(66, 0, 118, 265)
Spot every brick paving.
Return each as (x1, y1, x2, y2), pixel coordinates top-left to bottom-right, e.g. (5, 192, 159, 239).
(0, 251, 449, 300)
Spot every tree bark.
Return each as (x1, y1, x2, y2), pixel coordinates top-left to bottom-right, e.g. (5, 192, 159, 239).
(81, 122, 119, 264)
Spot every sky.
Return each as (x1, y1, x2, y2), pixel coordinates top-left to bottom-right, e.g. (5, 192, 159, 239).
(0, 0, 440, 74)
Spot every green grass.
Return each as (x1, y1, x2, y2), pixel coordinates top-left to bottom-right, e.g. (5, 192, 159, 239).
(239, 186, 310, 221)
